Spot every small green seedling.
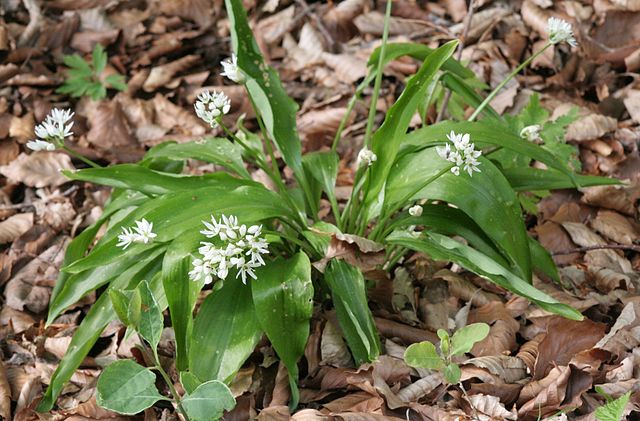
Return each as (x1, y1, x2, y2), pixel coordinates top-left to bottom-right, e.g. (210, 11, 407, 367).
(594, 387, 631, 421)
(98, 280, 235, 421)
(57, 44, 127, 100)
(404, 323, 490, 384)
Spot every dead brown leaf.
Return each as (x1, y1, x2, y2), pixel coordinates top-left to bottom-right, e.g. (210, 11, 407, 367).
(0, 360, 10, 421)
(143, 55, 200, 92)
(590, 210, 640, 245)
(313, 231, 385, 274)
(0, 152, 74, 187)
(0, 213, 33, 245)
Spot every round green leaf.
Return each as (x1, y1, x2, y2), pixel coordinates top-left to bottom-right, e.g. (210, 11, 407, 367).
(444, 363, 461, 384)
(450, 323, 490, 356)
(404, 341, 445, 370)
(181, 380, 236, 421)
(96, 360, 166, 415)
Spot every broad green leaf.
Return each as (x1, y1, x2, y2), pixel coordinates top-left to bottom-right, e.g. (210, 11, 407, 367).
(180, 371, 202, 395)
(388, 204, 509, 268)
(144, 138, 249, 178)
(529, 237, 560, 283)
(252, 253, 313, 408)
(364, 40, 458, 212)
(225, 0, 313, 209)
(137, 280, 163, 350)
(92, 44, 107, 74)
(367, 42, 473, 79)
(501, 167, 618, 192)
(302, 151, 338, 202)
(595, 390, 631, 421)
(162, 231, 204, 370)
(96, 360, 166, 415)
(37, 259, 163, 412)
(386, 149, 532, 282)
(443, 363, 461, 384)
(181, 380, 236, 421)
(450, 323, 490, 356)
(387, 231, 583, 320)
(63, 164, 256, 196)
(324, 260, 380, 365)
(109, 288, 141, 327)
(189, 278, 262, 383)
(402, 120, 574, 179)
(64, 185, 292, 274)
(404, 341, 445, 370)
(49, 246, 164, 324)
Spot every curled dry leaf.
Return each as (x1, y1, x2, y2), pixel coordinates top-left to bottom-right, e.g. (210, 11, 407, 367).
(561, 222, 632, 273)
(0, 306, 36, 333)
(9, 113, 34, 142)
(463, 355, 528, 384)
(580, 184, 640, 217)
(590, 210, 640, 245)
(256, 5, 295, 45)
(158, 0, 213, 28)
(143, 54, 200, 92)
(468, 301, 520, 357)
(594, 302, 640, 358)
(551, 104, 618, 142)
(284, 23, 325, 72)
(320, 52, 368, 84)
(298, 107, 348, 150)
(313, 231, 385, 274)
(323, 0, 365, 42)
(533, 317, 607, 379)
(353, 12, 433, 36)
(0, 360, 10, 421)
(321, 320, 353, 368)
(468, 393, 517, 420)
(0, 213, 33, 244)
(0, 152, 74, 187)
(86, 100, 140, 161)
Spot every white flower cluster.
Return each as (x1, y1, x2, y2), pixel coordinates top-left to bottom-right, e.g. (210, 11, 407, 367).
(27, 108, 74, 151)
(194, 90, 231, 128)
(547, 17, 577, 47)
(408, 205, 423, 217)
(189, 214, 269, 285)
(357, 147, 377, 168)
(116, 219, 157, 249)
(436, 131, 482, 176)
(520, 124, 542, 142)
(221, 54, 245, 84)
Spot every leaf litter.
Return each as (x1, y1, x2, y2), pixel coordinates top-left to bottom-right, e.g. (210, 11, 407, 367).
(1, 0, 640, 420)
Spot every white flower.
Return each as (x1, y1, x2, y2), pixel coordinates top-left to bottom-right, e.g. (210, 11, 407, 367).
(194, 90, 231, 128)
(408, 205, 423, 217)
(547, 17, 577, 47)
(116, 218, 157, 249)
(520, 125, 542, 142)
(26, 139, 56, 151)
(357, 147, 377, 168)
(34, 108, 74, 142)
(189, 214, 269, 285)
(221, 54, 245, 84)
(436, 131, 481, 177)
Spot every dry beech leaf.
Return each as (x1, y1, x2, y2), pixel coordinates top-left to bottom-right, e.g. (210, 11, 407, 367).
(143, 54, 199, 92)
(463, 356, 528, 383)
(86, 100, 140, 159)
(623, 90, 640, 123)
(313, 231, 385, 273)
(468, 394, 517, 420)
(9, 113, 34, 142)
(0, 213, 33, 244)
(0, 152, 73, 187)
(595, 302, 640, 356)
(323, 0, 365, 41)
(551, 104, 618, 142)
(256, 5, 295, 45)
(590, 210, 640, 245)
(521, 0, 551, 39)
(353, 12, 433, 36)
(0, 360, 10, 421)
(158, 0, 213, 28)
(580, 184, 640, 216)
(152, 93, 207, 137)
(320, 52, 368, 84)
(321, 320, 353, 368)
(561, 222, 632, 273)
(298, 107, 347, 150)
(589, 266, 633, 293)
(0, 306, 36, 333)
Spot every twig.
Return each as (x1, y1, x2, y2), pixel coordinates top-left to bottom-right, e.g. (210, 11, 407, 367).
(552, 244, 640, 255)
(18, 0, 42, 47)
(436, 0, 475, 123)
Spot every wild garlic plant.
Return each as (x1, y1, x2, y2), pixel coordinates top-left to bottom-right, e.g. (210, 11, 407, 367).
(37, 3, 616, 418)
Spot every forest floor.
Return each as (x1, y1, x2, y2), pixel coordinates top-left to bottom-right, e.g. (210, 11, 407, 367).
(1, 0, 640, 420)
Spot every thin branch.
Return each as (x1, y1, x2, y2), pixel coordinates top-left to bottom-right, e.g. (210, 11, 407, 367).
(551, 244, 640, 255)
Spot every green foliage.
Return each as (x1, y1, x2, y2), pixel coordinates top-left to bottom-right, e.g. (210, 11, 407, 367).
(404, 323, 490, 384)
(57, 44, 126, 100)
(39, 1, 621, 416)
(595, 388, 631, 421)
(96, 360, 167, 414)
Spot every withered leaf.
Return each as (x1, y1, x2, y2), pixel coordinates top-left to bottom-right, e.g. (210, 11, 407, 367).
(0, 152, 74, 187)
(0, 213, 33, 245)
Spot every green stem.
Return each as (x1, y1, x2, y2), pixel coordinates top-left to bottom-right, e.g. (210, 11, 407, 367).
(371, 166, 451, 241)
(363, 0, 393, 149)
(468, 43, 551, 122)
(332, 72, 376, 152)
(151, 348, 191, 421)
(217, 120, 267, 170)
(61, 145, 101, 168)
